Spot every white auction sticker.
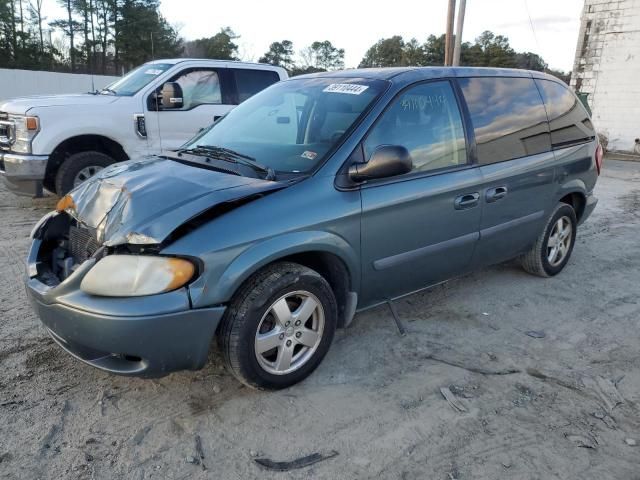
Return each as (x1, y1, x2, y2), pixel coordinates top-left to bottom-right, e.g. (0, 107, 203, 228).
(144, 69, 164, 75)
(323, 83, 369, 95)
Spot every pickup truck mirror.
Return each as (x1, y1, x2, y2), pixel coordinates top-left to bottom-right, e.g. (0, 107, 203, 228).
(160, 82, 184, 109)
(348, 145, 413, 182)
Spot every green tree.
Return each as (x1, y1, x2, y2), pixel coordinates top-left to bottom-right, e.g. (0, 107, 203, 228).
(50, 0, 81, 71)
(259, 39, 294, 70)
(301, 40, 344, 70)
(359, 36, 405, 67)
(466, 30, 516, 67)
(116, 0, 182, 71)
(184, 27, 239, 60)
(514, 51, 547, 71)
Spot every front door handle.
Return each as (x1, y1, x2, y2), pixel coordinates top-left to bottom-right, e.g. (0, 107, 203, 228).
(486, 186, 508, 203)
(454, 192, 480, 210)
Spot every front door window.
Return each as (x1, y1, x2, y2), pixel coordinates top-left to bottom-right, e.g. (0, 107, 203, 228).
(363, 81, 467, 174)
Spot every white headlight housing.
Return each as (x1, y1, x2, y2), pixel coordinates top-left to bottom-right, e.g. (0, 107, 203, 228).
(9, 114, 39, 154)
(80, 255, 195, 297)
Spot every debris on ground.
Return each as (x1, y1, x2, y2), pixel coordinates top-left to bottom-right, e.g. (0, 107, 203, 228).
(387, 301, 406, 336)
(440, 387, 467, 413)
(195, 434, 206, 470)
(526, 368, 582, 391)
(592, 410, 617, 429)
(583, 376, 625, 412)
(565, 433, 598, 449)
(525, 330, 546, 339)
(625, 438, 637, 446)
(254, 450, 339, 471)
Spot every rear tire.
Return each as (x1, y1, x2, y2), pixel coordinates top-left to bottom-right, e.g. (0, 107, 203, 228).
(521, 203, 577, 277)
(54, 151, 115, 195)
(218, 262, 337, 390)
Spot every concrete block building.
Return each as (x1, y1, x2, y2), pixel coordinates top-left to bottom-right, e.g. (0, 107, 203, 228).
(571, 0, 640, 154)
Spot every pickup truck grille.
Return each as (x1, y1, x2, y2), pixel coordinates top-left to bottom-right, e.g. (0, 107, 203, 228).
(0, 113, 15, 147)
(69, 225, 100, 265)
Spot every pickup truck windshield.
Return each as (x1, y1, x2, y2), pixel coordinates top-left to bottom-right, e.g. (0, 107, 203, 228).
(102, 63, 173, 96)
(181, 77, 387, 173)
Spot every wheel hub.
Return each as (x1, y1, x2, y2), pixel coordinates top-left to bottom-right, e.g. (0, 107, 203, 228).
(254, 290, 325, 376)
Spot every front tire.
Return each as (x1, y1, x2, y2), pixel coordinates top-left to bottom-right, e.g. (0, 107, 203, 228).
(521, 203, 577, 277)
(218, 262, 337, 390)
(55, 151, 115, 195)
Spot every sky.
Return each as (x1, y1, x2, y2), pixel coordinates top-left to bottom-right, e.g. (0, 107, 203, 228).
(45, 0, 586, 72)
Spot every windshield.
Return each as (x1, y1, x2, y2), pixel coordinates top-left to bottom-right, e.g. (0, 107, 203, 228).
(181, 77, 387, 173)
(102, 63, 173, 96)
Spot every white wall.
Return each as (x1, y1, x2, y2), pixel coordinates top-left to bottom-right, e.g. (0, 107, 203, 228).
(571, 0, 640, 153)
(0, 68, 120, 101)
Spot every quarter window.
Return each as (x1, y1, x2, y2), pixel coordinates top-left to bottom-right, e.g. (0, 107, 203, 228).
(233, 69, 280, 103)
(364, 81, 467, 173)
(458, 77, 550, 164)
(535, 79, 595, 149)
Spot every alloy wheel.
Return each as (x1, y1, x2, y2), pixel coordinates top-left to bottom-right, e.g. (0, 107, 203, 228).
(547, 215, 573, 267)
(73, 165, 104, 188)
(254, 290, 325, 375)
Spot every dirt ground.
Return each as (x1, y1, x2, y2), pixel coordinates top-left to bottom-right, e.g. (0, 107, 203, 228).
(1, 159, 639, 480)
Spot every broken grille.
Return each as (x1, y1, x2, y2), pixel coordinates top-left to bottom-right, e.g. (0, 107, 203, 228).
(69, 225, 100, 264)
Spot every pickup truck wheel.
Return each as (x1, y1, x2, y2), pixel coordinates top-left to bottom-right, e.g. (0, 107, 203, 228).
(55, 151, 115, 195)
(218, 262, 337, 390)
(521, 203, 577, 277)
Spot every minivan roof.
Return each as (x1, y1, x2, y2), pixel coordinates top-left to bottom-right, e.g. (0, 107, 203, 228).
(295, 66, 564, 83)
(145, 58, 285, 70)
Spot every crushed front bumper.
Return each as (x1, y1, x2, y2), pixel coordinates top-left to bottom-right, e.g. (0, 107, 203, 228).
(25, 236, 225, 377)
(0, 151, 48, 196)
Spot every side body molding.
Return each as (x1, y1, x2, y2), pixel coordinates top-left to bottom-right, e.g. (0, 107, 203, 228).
(188, 230, 360, 309)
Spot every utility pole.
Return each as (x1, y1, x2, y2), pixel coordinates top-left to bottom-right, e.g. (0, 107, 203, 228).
(444, 0, 456, 65)
(452, 0, 467, 66)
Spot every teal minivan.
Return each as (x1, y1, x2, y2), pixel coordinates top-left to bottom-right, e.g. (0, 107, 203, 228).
(26, 67, 601, 389)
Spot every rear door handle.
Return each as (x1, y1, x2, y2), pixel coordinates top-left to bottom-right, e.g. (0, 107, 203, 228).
(454, 192, 480, 210)
(486, 186, 508, 203)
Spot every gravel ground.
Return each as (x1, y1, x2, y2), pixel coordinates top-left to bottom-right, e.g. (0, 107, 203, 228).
(1, 159, 639, 479)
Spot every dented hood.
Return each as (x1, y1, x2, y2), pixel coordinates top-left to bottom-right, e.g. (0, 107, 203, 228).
(65, 156, 282, 246)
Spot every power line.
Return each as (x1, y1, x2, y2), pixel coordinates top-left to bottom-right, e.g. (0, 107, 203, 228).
(524, 0, 540, 51)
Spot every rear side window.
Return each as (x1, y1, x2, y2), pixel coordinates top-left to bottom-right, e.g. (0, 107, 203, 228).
(459, 77, 550, 164)
(535, 79, 595, 149)
(233, 69, 280, 103)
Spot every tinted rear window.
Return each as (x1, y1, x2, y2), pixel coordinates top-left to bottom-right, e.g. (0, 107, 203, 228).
(233, 69, 280, 103)
(535, 79, 595, 149)
(459, 77, 550, 164)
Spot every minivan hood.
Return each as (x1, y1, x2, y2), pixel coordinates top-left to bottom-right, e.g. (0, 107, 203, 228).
(0, 94, 119, 115)
(64, 156, 283, 247)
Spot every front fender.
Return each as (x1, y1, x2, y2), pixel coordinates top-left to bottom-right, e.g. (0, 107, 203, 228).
(189, 230, 360, 308)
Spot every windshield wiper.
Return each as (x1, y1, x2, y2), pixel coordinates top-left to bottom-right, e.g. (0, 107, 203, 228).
(175, 145, 276, 180)
(100, 87, 117, 95)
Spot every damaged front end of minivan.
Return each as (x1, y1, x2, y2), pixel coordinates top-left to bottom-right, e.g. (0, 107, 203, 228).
(25, 157, 287, 376)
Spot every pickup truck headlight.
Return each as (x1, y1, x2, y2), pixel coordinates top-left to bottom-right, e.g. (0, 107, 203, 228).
(80, 255, 195, 297)
(9, 114, 40, 153)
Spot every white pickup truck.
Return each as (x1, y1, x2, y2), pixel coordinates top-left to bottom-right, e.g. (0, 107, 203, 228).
(0, 59, 287, 196)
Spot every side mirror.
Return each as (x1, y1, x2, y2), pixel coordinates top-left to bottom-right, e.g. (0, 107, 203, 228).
(348, 145, 412, 182)
(160, 82, 183, 109)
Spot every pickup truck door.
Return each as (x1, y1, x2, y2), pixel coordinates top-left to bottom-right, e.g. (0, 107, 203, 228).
(358, 80, 483, 307)
(145, 67, 233, 152)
